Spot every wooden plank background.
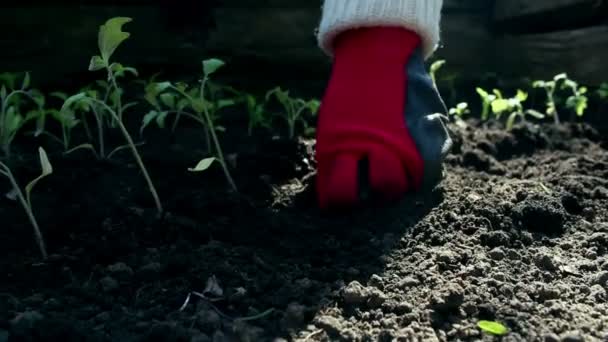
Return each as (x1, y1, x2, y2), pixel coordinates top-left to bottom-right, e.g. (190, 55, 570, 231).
(0, 0, 607, 92)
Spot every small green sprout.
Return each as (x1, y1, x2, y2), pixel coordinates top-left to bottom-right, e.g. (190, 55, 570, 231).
(532, 73, 588, 123)
(0, 72, 46, 157)
(245, 94, 272, 136)
(477, 320, 508, 336)
(62, 17, 163, 216)
(44, 92, 81, 152)
(142, 59, 237, 192)
(533, 74, 562, 124)
(265, 87, 320, 139)
(475, 87, 496, 121)
(489, 89, 544, 130)
(0, 147, 52, 259)
(430, 59, 445, 85)
(448, 102, 470, 128)
(560, 76, 588, 118)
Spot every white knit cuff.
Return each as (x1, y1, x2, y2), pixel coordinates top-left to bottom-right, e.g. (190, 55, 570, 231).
(317, 0, 443, 60)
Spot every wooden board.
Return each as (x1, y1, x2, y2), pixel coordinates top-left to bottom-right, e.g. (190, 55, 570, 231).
(494, 0, 601, 20)
(494, 25, 608, 86)
(493, 0, 608, 33)
(0, 2, 606, 93)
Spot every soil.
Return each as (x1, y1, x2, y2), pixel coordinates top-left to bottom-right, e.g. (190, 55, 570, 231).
(1, 111, 608, 341)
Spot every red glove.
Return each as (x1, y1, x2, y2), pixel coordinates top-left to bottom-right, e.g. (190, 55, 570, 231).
(315, 27, 452, 209)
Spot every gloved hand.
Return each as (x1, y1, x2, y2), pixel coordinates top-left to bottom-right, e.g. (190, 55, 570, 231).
(315, 27, 452, 209)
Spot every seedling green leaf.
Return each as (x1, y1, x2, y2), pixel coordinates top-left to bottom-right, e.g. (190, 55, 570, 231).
(478, 320, 508, 335)
(25, 147, 53, 206)
(189, 157, 216, 172)
(203, 58, 225, 76)
(98, 17, 132, 63)
(0, 147, 51, 259)
(89, 55, 106, 71)
(61, 93, 88, 113)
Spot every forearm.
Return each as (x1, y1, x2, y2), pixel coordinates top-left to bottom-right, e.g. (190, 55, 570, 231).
(317, 0, 443, 59)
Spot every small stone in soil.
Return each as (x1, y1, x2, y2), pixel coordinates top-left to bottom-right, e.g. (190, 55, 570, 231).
(428, 283, 465, 314)
(592, 186, 608, 199)
(535, 253, 559, 272)
(543, 333, 560, 342)
(512, 196, 566, 234)
(560, 331, 585, 342)
(488, 247, 506, 260)
(592, 271, 608, 286)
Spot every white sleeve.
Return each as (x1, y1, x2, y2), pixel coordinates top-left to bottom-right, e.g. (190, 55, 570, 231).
(317, 0, 443, 59)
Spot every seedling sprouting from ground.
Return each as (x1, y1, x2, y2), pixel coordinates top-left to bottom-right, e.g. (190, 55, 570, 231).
(141, 59, 238, 192)
(0, 147, 52, 259)
(245, 94, 272, 136)
(560, 75, 588, 118)
(532, 73, 587, 123)
(44, 92, 81, 152)
(477, 320, 508, 336)
(265, 87, 320, 139)
(0, 72, 47, 158)
(489, 89, 544, 130)
(475, 87, 496, 121)
(448, 102, 470, 128)
(61, 17, 163, 216)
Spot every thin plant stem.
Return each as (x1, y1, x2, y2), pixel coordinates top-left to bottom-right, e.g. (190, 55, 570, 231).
(0, 163, 47, 259)
(89, 98, 163, 216)
(199, 78, 237, 192)
(171, 85, 237, 192)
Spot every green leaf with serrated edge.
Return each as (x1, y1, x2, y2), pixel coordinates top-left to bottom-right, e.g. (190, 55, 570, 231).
(202, 59, 225, 76)
(89, 55, 106, 71)
(188, 157, 216, 172)
(98, 17, 132, 63)
(477, 320, 508, 335)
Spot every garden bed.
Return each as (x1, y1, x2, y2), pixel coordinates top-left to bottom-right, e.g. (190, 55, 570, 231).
(2, 16, 608, 342)
(2, 112, 608, 341)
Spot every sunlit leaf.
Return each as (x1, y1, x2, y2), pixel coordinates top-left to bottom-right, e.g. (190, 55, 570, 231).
(188, 157, 216, 172)
(478, 320, 508, 335)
